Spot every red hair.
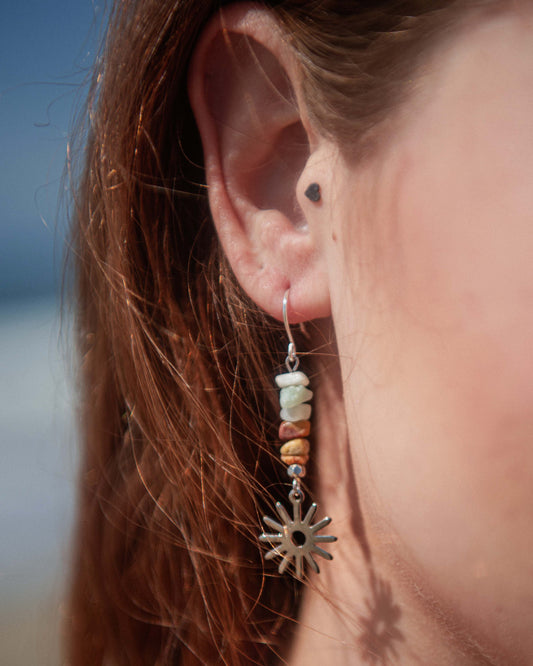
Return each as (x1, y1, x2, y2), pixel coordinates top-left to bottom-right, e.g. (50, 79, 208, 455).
(66, 1, 498, 663)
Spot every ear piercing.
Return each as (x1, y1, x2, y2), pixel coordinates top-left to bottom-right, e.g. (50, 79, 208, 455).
(304, 182, 321, 203)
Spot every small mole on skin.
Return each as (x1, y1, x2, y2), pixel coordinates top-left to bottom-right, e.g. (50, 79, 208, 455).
(304, 182, 321, 202)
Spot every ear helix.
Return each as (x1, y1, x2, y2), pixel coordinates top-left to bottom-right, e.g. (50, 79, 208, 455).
(304, 182, 321, 203)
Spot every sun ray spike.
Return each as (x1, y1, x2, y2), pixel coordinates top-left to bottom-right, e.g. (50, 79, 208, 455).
(262, 516, 284, 532)
(305, 552, 320, 574)
(274, 501, 292, 526)
(295, 554, 303, 578)
(310, 516, 332, 533)
(303, 502, 318, 525)
(312, 545, 334, 560)
(279, 556, 291, 574)
(259, 533, 283, 543)
(314, 534, 338, 543)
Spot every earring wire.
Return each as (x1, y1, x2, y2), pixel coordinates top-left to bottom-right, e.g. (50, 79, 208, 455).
(283, 289, 299, 372)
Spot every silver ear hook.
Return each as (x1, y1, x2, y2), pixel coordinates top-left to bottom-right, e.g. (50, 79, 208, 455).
(283, 289, 299, 372)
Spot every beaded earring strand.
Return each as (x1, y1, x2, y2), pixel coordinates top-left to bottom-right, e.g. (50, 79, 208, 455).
(259, 290, 337, 578)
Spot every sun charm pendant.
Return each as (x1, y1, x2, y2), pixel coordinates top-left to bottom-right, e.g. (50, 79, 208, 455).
(259, 489, 337, 578)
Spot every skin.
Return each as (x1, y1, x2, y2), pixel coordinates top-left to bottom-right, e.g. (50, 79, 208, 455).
(301, 8, 533, 665)
(190, 3, 533, 664)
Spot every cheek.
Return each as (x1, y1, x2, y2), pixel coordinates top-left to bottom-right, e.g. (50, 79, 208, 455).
(395, 155, 533, 423)
(395, 110, 533, 435)
(345, 194, 533, 654)
(332, 13, 533, 655)
(338, 105, 533, 650)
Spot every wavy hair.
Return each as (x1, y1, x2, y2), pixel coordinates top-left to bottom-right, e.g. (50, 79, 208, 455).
(67, 1, 497, 664)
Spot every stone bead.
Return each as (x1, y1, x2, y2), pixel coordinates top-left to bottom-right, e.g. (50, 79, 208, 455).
(280, 438, 310, 457)
(279, 385, 313, 409)
(281, 454, 309, 466)
(280, 403, 312, 422)
(275, 371, 310, 388)
(278, 420, 311, 440)
(287, 464, 306, 479)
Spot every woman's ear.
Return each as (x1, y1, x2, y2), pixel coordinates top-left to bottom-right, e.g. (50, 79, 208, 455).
(188, 3, 331, 322)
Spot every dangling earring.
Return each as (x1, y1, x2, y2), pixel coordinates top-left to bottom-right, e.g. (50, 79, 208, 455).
(259, 289, 337, 578)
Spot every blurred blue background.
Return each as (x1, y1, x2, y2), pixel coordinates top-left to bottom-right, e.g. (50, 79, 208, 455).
(1, 2, 101, 662)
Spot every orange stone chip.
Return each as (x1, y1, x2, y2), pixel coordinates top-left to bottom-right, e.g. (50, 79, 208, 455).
(280, 438, 310, 456)
(278, 420, 311, 440)
(281, 454, 309, 466)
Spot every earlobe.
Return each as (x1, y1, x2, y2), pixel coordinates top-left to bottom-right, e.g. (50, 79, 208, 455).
(188, 3, 331, 322)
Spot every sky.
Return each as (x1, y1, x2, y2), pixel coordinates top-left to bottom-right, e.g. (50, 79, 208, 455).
(0, 0, 103, 302)
(0, 5, 103, 660)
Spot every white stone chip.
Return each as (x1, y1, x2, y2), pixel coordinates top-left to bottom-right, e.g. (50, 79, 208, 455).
(280, 403, 312, 422)
(275, 371, 310, 388)
(279, 385, 314, 409)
